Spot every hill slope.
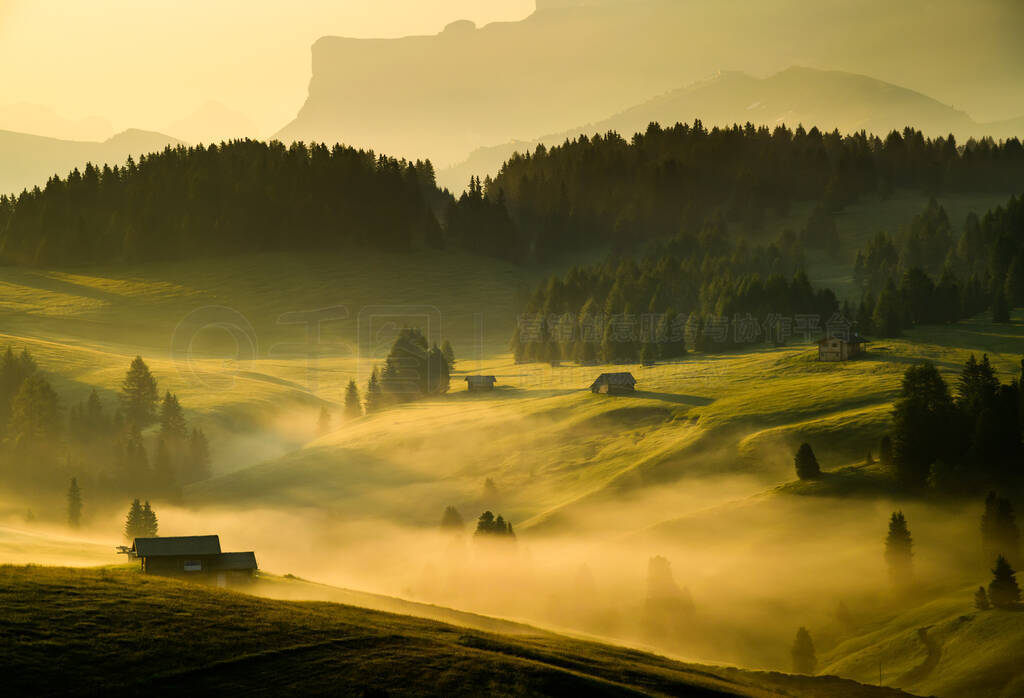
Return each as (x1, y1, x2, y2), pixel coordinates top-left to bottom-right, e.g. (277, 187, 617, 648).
(0, 128, 181, 196)
(0, 566, 909, 697)
(441, 67, 1024, 189)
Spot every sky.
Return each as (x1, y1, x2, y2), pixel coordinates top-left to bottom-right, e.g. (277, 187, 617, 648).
(0, 0, 534, 139)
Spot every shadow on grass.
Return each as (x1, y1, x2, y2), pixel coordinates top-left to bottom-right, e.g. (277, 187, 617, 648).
(622, 390, 714, 406)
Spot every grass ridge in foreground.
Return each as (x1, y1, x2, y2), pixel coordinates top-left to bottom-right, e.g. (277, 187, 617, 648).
(0, 565, 913, 697)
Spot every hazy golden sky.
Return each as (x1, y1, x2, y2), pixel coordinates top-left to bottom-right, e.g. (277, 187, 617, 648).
(0, 0, 534, 138)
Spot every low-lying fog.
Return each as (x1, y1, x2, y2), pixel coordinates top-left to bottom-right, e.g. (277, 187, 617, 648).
(0, 473, 990, 671)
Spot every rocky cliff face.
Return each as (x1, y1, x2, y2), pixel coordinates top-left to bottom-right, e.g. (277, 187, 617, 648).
(276, 0, 1024, 170)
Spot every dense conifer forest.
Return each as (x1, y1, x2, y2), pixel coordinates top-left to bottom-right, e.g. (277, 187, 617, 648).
(484, 122, 1024, 262)
(2, 123, 1022, 268)
(0, 140, 444, 265)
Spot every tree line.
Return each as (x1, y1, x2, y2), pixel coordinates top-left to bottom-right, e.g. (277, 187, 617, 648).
(850, 194, 1024, 337)
(0, 140, 444, 266)
(460, 122, 1024, 263)
(888, 355, 1023, 492)
(511, 220, 835, 364)
(0, 348, 211, 521)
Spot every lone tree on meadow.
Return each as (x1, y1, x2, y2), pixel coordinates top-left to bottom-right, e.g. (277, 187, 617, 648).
(974, 586, 991, 610)
(791, 627, 817, 675)
(344, 380, 362, 419)
(989, 555, 1021, 608)
(67, 477, 82, 529)
(885, 511, 914, 586)
(794, 443, 821, 480)
(121, 356, 159, 428)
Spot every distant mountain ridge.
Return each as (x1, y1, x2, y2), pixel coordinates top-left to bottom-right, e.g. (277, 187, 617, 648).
(277, 0, 1024, 167)
(0, 129, 182, 196)
(439, 67, 1024, 190)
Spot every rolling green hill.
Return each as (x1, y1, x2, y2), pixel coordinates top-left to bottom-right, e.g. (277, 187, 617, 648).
(0, 565, 911, 697)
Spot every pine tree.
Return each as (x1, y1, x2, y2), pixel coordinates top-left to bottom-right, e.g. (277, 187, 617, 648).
(159, 392, 187, 441)
(988, 555, 1021, 608)
(185, 427, 211, 482)
(440, 505, 464, 532)
(153, 439, 177, 496)
(141, 501, 158, 537)
(9, 373, 61, 444)
(124, 499, 144, 539)
(317, 405, 331, 435)
(879, 435, 893, 467)
(67, 477, 82, 529)
(992, 287, 1010, 323)
(120, 356, 159, 428)
(873, 279, 903, 337)
(364, 367, 384, 414)
(794, 442, 821, 480)
(441, 340, 455, 372)
(791, 627, 817, 674)
(1005, 253, 1024, 308)
(974, 586, 990, 610)
(344, 380, 362, 419)
(885, 511, 914, 586)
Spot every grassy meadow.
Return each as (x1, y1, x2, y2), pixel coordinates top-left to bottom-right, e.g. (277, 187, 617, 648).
(0, 189, 1021, 697)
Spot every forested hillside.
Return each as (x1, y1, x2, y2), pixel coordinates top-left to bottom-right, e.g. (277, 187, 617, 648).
(3, 124, 1022, 271)
(0, 140, 444, 266)
(474, 123, 1024, 262)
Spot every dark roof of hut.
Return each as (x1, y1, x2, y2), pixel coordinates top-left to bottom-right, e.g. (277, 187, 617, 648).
(132, 535, 222, 557)
(589, 372, 637, 389)
(208, 551, 258, 571)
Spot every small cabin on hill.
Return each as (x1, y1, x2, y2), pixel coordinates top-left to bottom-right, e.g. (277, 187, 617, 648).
(465, 375, 497, 392)
(816, 333, 868, 362)
(590, 372, 637, 395)
(121, 535, 257, 586)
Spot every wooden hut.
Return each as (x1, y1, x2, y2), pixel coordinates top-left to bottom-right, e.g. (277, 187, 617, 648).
(589, 372, 637, 394)
(123, 535, 257, 585)
(816, 333, 868, 361)
(465, 375, 497, 392)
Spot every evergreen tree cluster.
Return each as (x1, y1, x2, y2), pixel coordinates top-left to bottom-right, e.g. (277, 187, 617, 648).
(124, 498, 158, 539)
(0, 348, 213, 504)
(463, 122, 1024, 263)
(368, 329, 450, 407)
(981, 492, 1021, 564)
(885, 511, 914, 586)
(852, 195, 1024, 336)
(0, 140, 444, 266)
(512, 226, 833, 363)
(474, 510, 515, 539)
(890, 356, 1023, 491)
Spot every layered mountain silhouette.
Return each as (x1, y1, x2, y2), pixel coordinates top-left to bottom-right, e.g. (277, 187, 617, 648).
(0, 129, 182, 196)
(276, 0, 1024, 167)
(163, 101, 261, 146)
(0, 103, 113, 142)
(439, 67, 1024, 190)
